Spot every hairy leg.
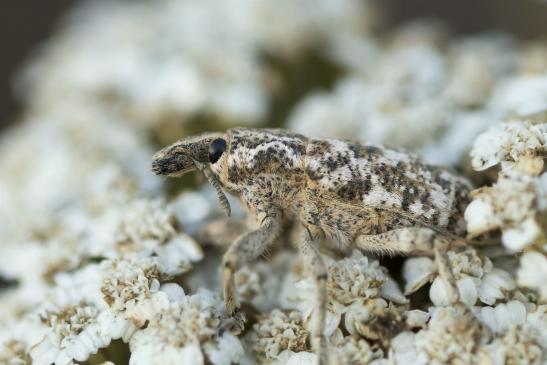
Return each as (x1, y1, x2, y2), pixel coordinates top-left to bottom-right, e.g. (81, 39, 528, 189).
(356, 227, 463, 303)
(222, 214, 281, 314)
(299, 226, 329, 365)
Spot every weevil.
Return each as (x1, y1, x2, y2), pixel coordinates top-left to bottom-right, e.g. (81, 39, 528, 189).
(152, 128, 472, 364)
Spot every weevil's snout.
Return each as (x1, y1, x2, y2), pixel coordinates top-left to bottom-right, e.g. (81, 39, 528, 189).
(151, 132, 228, 177)
(151, 147, 196, 177)
(152, 132, 231, 216)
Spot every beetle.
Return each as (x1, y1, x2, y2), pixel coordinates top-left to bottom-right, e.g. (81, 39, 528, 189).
(152, 128, 472, 364)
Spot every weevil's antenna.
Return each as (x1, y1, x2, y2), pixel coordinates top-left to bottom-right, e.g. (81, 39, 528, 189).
(195, 161, 231, 217)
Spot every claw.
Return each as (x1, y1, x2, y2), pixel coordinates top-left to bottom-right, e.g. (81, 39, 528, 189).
(220, 308, 246, 335)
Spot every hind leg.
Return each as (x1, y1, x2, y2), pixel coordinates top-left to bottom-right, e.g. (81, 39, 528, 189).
(356, 228, 463, 303)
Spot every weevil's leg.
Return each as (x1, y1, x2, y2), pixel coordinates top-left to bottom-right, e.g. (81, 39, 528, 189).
(433, 242, 460, 303)
(222, 212, 281, 314)
(356, 228, 461, 303)
(299, 226, 329, 365)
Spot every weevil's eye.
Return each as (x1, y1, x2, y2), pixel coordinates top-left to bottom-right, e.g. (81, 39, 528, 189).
(209, 138, 227, 163)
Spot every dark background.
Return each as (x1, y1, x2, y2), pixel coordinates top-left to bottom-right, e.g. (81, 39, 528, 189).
(1, 0, 546, 130)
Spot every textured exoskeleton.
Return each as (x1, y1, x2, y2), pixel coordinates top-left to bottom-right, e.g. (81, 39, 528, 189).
(152, 128, 472, 364)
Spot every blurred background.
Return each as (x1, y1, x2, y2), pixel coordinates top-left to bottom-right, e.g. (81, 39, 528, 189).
(1, 0, 547, 131)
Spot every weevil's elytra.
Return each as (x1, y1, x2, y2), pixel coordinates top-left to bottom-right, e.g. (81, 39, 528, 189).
(152, 127, 472, 365)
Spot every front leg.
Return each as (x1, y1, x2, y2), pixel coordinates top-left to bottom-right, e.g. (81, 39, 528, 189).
(223, 212, 281, 314)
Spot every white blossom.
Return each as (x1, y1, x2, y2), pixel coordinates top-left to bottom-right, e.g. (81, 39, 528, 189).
(30, 302, 114, 365)
(414, 307, 483, 364)
(129, 290, 243, 365)
(251, 309, 310, 363)
(465, 170, 546, 250)
(518, 252, 547, 300)
(470, 121, 546, 173)
(100, 258, 170, 327)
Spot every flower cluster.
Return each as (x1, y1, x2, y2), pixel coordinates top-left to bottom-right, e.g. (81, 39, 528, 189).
(0, 0, 545, 363)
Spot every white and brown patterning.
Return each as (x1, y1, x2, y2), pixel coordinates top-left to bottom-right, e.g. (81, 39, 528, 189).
(152, 127, 472, 365)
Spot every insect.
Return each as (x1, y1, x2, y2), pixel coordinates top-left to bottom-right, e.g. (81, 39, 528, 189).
(152, 128, 472, 364)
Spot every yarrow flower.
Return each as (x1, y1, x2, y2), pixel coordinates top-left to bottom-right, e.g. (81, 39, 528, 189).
(129, 289, 243, 365)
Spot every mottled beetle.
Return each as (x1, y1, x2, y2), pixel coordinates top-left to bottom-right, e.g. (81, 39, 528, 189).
(152, 128, 472, 364)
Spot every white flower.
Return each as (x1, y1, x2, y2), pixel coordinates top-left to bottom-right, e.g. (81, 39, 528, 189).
(132, 342, 203, 365)
(465, 170, 545, 250)
(402, 257, 435, 295)
(381, 276, 409, 305)
(0, 292, 48, 354)
(478, 269, 516, 305)
(270, 350, 317, 365)
(414, 307, 483, 364)
(280, 275, 343, 336)
(475, 300, 527, 334)
(50, 264, 104, 307)
(116, 199, 178, 247)
(526, 305, 547, 350)
(88, 198, 203, 275)
(233, 251, 296, 312)
(330, 331, 384, 364)
(476, 302, 544, 365)
(130, 290, 243, 365)
(405, 310, 430, 329)
(480, 328, 543, 365)
(205, 333, 244, 365)
(404, 249, 515, 306)
(30, 302, 110, 365)
(326, 252, 388, 309)
(251, 309, 310, 363)
(518, 252, 547, 300)
(100, 258, 170, 327)
(389, 331, 425, 365)
(285, 251, 393, 338)
(470, 121, 546, 173)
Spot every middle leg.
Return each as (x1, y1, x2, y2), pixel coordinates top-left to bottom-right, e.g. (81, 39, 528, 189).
(299, 226, 329, 365)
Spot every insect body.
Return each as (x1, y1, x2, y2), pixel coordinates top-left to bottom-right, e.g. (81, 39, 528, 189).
(152, 128, 472, 364)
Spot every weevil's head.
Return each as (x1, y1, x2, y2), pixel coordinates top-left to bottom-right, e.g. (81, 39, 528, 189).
(152, 132, 232, 215)
(151, 132, 228, 177)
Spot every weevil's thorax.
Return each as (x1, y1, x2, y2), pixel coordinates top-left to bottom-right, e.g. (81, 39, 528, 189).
(216, 128, 309, 211)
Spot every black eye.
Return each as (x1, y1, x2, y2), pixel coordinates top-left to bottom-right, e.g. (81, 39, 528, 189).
(209, 138, 227, 163)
